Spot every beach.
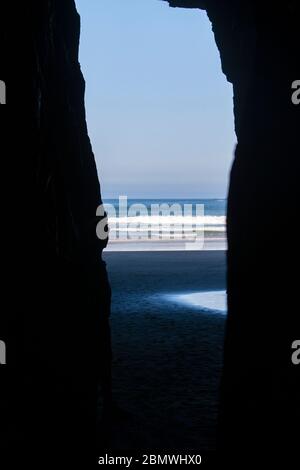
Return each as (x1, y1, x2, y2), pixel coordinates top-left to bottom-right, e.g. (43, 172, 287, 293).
(103, 250, 226, 451)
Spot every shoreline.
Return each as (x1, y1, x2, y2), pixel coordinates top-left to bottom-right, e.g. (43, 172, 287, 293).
(104, 240, 227, 252)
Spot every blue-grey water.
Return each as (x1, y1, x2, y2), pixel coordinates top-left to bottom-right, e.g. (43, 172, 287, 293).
(103, 198, 227, 251)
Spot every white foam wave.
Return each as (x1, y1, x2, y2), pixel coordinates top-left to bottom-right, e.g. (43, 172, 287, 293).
(108, 215, 226, 226)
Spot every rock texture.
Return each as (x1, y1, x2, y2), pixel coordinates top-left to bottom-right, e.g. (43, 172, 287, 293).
(1, 0, 299, 463)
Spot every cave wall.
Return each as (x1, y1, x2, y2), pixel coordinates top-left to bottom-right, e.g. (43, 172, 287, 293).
(166, 0, 300, 457)
(1, 0, 110, 463)
(1, 0, 299, 462)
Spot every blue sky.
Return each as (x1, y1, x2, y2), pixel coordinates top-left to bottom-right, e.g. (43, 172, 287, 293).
(75, 0, 236, 198)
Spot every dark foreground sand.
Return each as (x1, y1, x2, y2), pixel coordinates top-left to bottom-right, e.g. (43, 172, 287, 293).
(102, 251, 226, 451)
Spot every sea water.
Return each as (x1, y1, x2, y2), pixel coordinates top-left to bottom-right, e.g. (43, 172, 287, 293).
(103, 198, 227, 251)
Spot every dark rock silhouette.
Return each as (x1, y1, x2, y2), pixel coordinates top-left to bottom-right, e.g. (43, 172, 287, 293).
(1, 0, 111, 464)
(1, 0, 299, 464)
(166, 0, 300, 459)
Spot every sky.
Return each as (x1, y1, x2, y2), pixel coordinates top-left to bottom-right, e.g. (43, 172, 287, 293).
(75, 0, 236, 199)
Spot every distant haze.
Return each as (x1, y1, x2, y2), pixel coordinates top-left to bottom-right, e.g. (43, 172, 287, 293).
(76, 0, 236, 198)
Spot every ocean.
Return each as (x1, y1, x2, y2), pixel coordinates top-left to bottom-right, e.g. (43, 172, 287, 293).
(102, 198, 227, 251)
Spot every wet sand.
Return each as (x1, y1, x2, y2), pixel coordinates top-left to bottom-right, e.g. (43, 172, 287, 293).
(103, 250, 226, 451)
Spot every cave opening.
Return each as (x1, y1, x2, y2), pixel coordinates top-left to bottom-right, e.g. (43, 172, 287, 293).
(2, 0, 299, 461)
(75, 0, 236, 451)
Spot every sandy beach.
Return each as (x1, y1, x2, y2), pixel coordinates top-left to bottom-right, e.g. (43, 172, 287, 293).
(103, 250, 226, 451)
